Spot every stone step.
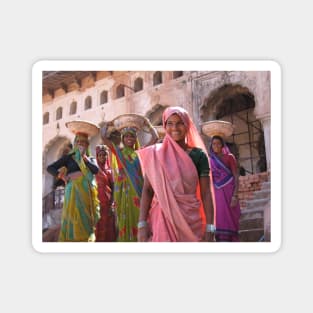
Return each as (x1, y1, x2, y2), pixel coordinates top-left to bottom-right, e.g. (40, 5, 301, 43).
(253, 189, 271, 200)
(42, 225, 61, 242)
(240, 217, 264, 230)
(239, 228, 264, 242)
(246, 198, 269, 210)
(240, 207, 264, 220)
(261, 181, 271, 189)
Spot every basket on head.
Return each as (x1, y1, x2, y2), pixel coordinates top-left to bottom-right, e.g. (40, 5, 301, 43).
(110, 113, 158, 146)
(65, 120, 100, 137)
(201, 120, 234, 138)
(111, 113, 151, 132)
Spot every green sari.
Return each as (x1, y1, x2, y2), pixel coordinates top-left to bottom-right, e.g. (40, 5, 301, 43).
(59, 150, 100, 242)
(111, 144, 143, 242)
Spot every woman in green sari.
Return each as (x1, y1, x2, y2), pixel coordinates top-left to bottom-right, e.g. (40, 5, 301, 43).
(47, 132, 100, 242)
(101, 126, 144, 241)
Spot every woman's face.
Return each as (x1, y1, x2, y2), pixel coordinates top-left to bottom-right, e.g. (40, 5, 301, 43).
(75, 137, 88, 153)
(123, 133, 136, 148)
(97, 151, 108, 164)
(165, 113, 187, 142)
(211, 138, 223, 154)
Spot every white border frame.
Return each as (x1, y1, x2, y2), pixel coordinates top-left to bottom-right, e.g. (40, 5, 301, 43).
(32, 60, 281, 253)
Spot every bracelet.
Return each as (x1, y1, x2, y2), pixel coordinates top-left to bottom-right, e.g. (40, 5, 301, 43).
(205, 224, 216, 233)
(137, 220, 148, 229)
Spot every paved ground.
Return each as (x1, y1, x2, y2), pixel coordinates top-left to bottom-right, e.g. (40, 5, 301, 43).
(42, 225, 60, 242)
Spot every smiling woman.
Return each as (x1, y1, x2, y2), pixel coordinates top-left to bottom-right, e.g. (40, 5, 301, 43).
(101, 116, 158, 242)
(137, 106, 215, 242)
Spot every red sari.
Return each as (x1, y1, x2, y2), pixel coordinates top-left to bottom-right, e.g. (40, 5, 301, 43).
(95, 149, 116, 242)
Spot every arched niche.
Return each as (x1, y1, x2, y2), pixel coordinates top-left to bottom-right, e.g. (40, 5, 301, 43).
(145, 104, 168, 126)
(201, 84, 266, 174)
(43, 136, 72, 196)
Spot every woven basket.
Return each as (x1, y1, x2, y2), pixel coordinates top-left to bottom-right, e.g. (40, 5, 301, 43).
(65, 120, 100, 137)
(112, 113, 151, 131)
(201, 120, 234, 138)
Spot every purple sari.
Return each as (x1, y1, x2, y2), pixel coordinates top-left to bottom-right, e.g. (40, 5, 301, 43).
(210, 150, 241, 242)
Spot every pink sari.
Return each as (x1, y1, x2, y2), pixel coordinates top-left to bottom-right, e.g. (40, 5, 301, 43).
(137, 107, 207, 242)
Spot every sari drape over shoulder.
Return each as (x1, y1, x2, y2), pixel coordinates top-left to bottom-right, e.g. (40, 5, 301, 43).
(58, 151, 100, 242)
(110, 144, 143, 242)
(137, 106, 208, 242)
(210, 152, 241, 241)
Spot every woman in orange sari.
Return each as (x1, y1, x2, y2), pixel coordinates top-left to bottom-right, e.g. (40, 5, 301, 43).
(137, 107, 215, 242)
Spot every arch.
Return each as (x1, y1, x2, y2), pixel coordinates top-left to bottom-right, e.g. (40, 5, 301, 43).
(173, 71, 183, 79)
(100, 90, 108, 104)
(144, 104, 168, 143)
(56, 107, 62, 120)
(145, 104, 168, 126)
(153, 71, 162, 86)
(84, 96, 92, 110)
(43, 112, 49, 125)
(201, 84, 266, 174)
(43, 136, 72, 194)
(201, 84, 255, 121)
(69, 101, 77, 115)
(116, 84, 125, 98)
(134, 77, 143, 92)
(42, 136, 72, 229)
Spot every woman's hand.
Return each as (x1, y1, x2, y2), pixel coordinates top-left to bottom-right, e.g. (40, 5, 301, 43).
(101, 122, 114, 139)
(138, 225, 149, 242)
(203, 231, 215, 242)
(230, 195, 238, 207)
(77, 145, 87, 156)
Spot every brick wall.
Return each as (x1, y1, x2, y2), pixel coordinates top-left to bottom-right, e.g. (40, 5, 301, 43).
(238, 171, 270, 209)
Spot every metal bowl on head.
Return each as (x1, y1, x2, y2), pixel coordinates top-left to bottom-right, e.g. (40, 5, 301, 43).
(65, 120, 100, 137)
(111, 113, 149, 131)
(109, 113, 158, 146)
(201, 120, 234, 138)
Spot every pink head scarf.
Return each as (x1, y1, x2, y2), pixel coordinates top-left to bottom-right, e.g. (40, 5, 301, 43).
(162, 106, 208, 157)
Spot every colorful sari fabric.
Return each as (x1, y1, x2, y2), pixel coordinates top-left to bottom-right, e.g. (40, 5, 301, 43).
(137, 106, 208, 242)
(95, 147, 116, 242)
(210, 151, 241, 242)
(58, 150, 100, 242)
(110, 144, 143, 242)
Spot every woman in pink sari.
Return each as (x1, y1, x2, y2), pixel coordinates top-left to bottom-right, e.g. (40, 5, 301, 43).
(137, 107, 215, 242)
(210, 135, 241, 242)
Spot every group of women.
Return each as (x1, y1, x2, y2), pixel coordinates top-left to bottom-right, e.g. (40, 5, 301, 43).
(47, 106, 241, 243)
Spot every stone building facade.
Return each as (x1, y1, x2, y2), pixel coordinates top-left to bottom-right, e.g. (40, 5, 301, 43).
(42, 70, 271, 241)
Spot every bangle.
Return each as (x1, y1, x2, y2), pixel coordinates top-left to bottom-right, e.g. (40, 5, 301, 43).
(206, 224, 216, 233)
(137, 220, 148, 229)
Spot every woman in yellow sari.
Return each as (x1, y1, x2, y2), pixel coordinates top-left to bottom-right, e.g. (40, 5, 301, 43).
(47, 133, 100, 242)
